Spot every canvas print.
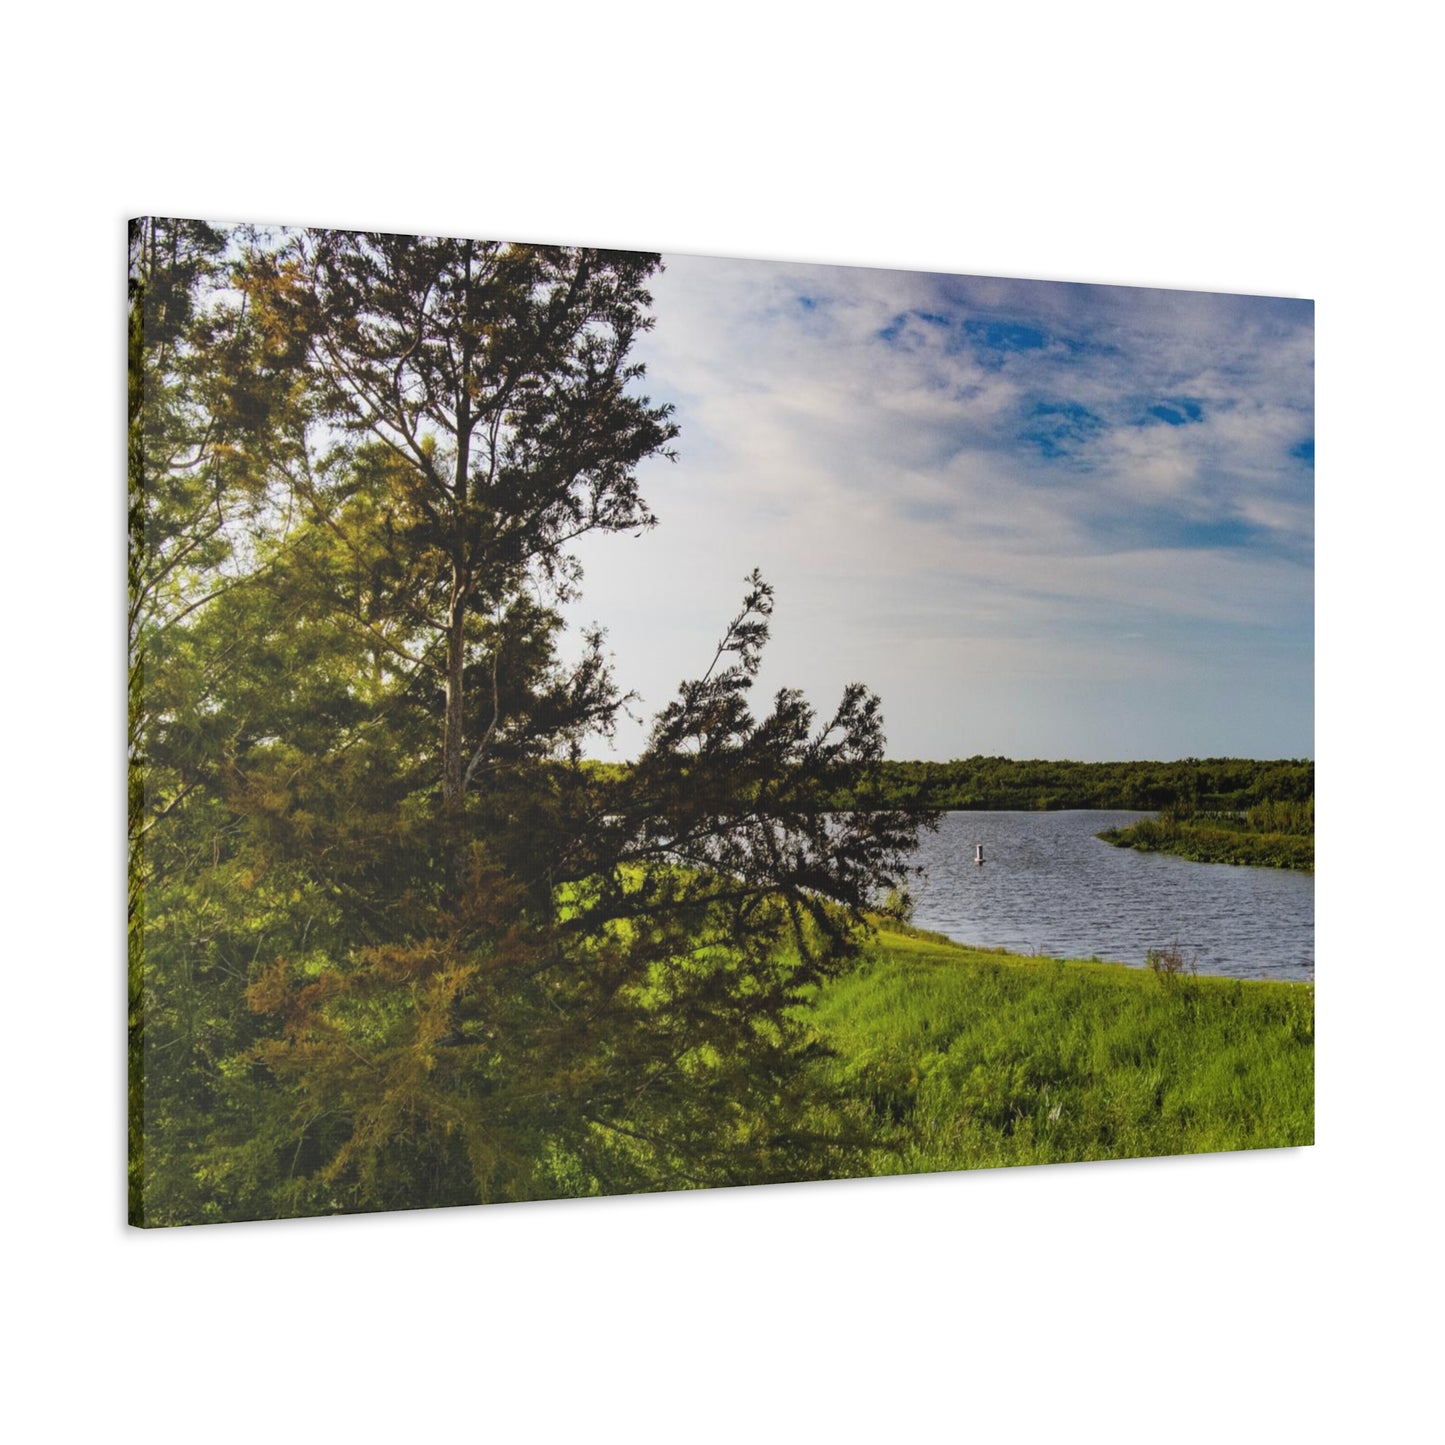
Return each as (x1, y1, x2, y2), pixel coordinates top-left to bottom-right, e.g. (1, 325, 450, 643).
(128, 219, 1313, 1226)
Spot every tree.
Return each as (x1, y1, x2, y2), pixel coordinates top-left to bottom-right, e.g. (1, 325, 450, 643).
(129, 218, 273, 1221)
(129, 218, 337, 1222)
(130, 223, 927, 1220)
(242, 570, 923, 1205)
(247, 232, 677, 850)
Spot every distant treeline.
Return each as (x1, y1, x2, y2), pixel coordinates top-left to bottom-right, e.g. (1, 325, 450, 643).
(586, 755, 1314, 813)
(852, 756, 1315, 812)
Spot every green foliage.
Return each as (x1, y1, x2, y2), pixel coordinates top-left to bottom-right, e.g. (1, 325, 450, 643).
(231, 580, 925, 1211)
(129, 216, 311, 1222)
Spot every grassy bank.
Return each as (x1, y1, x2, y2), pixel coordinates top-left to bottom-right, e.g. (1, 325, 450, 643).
(806, 924, 1313, 1175)
(1098, 806, 1313, 871)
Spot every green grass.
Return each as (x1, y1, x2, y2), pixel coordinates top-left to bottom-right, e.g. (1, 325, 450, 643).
(804, 922, 1313, 1175)
(1098, 815, 1314, 870)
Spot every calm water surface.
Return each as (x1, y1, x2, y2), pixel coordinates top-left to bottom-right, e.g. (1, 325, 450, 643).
(908, 811, 1313, 982)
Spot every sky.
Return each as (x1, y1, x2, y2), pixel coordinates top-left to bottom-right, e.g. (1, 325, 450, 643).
(562, 252, 1314, 763)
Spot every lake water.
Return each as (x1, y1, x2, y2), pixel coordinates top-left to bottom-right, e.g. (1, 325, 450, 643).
(907, 811, 1314, 982)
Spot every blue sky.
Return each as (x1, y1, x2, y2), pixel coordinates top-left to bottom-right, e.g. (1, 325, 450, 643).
(563, 254, 1313, 762)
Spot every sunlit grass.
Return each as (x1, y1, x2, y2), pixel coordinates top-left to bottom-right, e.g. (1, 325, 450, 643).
(805, 922, 1313, 1174)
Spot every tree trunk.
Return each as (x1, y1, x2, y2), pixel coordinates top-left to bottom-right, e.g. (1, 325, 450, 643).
(443, 341, 474, 890)
(442, 577, 467, 815)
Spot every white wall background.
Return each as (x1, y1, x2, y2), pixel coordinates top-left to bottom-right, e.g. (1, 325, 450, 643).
(2, 3, 1435, 1439)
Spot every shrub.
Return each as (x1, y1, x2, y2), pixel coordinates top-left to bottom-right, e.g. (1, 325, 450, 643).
(1146, 941, 1198, 985)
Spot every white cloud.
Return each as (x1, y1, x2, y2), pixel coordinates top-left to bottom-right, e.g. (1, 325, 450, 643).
(563, 250, 1313, 761)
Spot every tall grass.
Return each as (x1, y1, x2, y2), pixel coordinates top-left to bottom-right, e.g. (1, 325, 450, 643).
(803, 923, 1313, 1175)
(1098, 799, 1314, 870)
(1246, 797, 1313, 835)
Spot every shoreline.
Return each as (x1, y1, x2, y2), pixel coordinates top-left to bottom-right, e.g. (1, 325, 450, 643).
(869, 917, 1315, 986)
